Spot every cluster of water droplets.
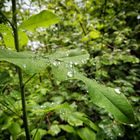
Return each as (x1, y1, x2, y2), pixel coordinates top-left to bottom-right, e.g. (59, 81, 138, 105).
(66, 61, 75, 78)
(52, 59, 61, 67)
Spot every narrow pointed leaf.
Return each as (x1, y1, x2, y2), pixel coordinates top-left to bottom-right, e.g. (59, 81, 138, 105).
(19, 10, 60, 31)
(52, 66, 134, 124)
(77, 127, 96, 140)
(75, 72, 134, 124)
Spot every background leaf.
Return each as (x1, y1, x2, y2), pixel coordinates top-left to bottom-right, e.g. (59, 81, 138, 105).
(77, 127, 96, 140)
(19, 10, 60, 31)
(0, 24, 15, 49)
(18, 30, 29, 47)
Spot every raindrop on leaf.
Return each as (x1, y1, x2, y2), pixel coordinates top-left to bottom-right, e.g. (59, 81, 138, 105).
(67, 71, 74, 78)
(52, 60, 61, 66)
(23, 64, 26, 68)
(114, 87, 121, 94)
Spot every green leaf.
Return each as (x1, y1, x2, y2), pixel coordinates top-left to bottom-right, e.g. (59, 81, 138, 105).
(77, 127, 96, 140)
(52, 65, 134, 124)
(31, 129, 47, 140)
(8, 122, 21, 135)
(0, 24, 29, 49)
(0, 24, 15, 49)
(0, 71, 11, 85)
(59, 125, 75, 133)
(0, 48, 89, 75)
(74, 72, 134, 124)
(51, 49, 89, 81)
(48, 124, 61, 136)
(1, 115, 13, 130)
(0, 48, 47, 74)
(18, 30, 29, 47)
(89, 30, 101, 39)
(19, 10, 60, 31)
(0, 48, 134, 124)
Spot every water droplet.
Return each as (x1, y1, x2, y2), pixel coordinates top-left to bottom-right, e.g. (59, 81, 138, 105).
(51, 102, 54, 105)
(81, 60, 86, 64)
(40, 105, 44, 109)
(74, 62, 78, 65)
(130, 124, 134, 127)
(23, 64, 26, 68)
(118, 133, 122, 136)
(67, 71, 73, 78)
(69, 61, 73, 67)
(114, 87, 121, 94)
(52, 60, 60, 66)
(66, 53, 69, 56)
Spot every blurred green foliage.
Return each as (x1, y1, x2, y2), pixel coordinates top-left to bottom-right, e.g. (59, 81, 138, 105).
(0, 0, 140, 140)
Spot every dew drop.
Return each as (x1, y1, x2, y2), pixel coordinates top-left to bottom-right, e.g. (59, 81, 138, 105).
(52, 60, 61, 66)
(40, 105, 44, 109)
(69, 61, 73, 68)
(86, 90, 89, 93)
(81, 60, 85, 64)
(130, 124, 134, 127)
(114, 87, 121, 94)
(51, 102, 54, 105)
(118, 133, 122, 136)
(74, 62, 78, 65)
(67, 71, 73, 78)
(52, 61, 57, 66)
(23, 64, 26, 68)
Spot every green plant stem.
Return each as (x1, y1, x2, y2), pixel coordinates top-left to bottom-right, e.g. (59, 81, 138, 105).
(11, 0, 31, 139)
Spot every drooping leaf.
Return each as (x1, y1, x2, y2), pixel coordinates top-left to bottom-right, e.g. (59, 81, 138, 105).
(19, 10, 60, 31)
(52, 66, 134, 124)
(74, 72, 134, 124)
